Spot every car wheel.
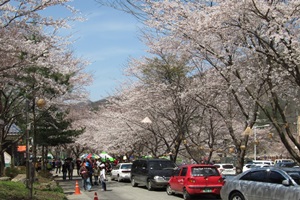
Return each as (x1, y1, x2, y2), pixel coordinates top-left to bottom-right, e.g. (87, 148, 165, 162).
(117, 175, 121, 182)
(146, 179, 153, 191)
(229, 192, 245, 200)
(166, 184, 173, 195)
(183, 188, 191, 200)
(131, 177, 138, 187)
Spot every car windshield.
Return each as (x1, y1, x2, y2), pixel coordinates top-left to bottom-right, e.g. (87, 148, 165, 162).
(149, 161, 176, 170)
(121, 164, 132, 169)
(192, 167, 219, 176)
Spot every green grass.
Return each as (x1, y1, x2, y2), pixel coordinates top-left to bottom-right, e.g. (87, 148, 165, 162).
(0, 172, 67, 200)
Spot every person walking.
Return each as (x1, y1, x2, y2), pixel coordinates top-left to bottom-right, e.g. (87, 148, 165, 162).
(67, 160, 74, 180)
(76, 158, 82, 176)
(55, 159, 62, 174)
(93, 163, 100, 186)
(100, 163, 107, 191)
(79, 163, 92, 191)
(62, 160, 68, 180)
(85, 158, 94, 186)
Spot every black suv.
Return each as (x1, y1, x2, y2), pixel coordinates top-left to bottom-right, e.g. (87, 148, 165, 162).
(130, 158, 177, 190)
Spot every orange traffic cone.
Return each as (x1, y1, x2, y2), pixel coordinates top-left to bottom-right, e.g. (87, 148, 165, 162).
(74, 180, 81, 195)
(94, 192, 99, 200)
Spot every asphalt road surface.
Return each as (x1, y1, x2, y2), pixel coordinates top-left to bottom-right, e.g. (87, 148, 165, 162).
(82, 178, 222, 200)
(54, 170, 224, 200)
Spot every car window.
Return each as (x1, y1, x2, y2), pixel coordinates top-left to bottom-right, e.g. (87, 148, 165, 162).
(214, 165, 220, 168)
(268, 171, 286, 184)
(161, 161, 176, 169)
(192, 167, 219, 176)
(287, 172, 300, 185)
(180, 167, 188, 176)
(148, 161, 175, 170)
(240, 170, 267, 182)
(223, 165, 234, 169)
(173, 168, 181, 176)
(121, 164, 132, 169)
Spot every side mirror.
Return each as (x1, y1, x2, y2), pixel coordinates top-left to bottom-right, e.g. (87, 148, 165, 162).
(282, 180, 290, 186)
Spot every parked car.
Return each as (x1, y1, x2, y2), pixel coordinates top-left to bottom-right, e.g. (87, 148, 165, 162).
(220, 167, 300, 200)
(214, 163, 236, 175)
(111, 163, 132, 182)
(242, 164, 253, 172)
(250, 164, 271, 168)
(166, 164, 224, 200)
(274, 161, 299, 168)
(130, 158, 177, 190)
(251, 160, 274, 165)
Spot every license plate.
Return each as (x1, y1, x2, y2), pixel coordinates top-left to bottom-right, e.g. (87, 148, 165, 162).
(203, 189, 212, 193)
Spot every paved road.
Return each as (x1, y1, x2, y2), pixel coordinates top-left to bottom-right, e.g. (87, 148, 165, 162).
(54, 170, 221, 200)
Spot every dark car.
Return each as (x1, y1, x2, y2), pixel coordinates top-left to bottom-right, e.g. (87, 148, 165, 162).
(220, 167, 300, 200)
(167, 164, 224, 200)
(130, 158, 177, 190)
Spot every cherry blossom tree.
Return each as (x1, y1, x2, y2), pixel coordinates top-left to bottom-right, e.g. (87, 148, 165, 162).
(0, 0, 91, 174)
(96, 0, 300, 172)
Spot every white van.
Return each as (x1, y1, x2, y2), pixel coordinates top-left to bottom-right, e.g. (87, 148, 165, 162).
(252, 160, 274, 166)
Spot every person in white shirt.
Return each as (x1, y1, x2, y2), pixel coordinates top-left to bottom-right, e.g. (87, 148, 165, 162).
(100, 163, 107, 191)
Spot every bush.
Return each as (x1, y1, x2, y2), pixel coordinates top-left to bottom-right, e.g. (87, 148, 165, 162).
(5, 167, 20, 178)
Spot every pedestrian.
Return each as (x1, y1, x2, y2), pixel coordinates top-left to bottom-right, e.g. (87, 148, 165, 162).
(86, 158, 94, 186)
(62, 160, 68, 180)
(76, 158, 82, 176)
(93, 163, 100, 186)
(56, 158, 62, 174)
(100, 163, 107, 191)
(79, 163, 92, 191)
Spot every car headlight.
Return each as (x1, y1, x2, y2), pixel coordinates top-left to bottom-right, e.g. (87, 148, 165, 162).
(154, 176, 165, 181)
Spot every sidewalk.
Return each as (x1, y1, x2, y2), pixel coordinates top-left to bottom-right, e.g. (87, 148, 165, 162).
(52, 170, 93, 200)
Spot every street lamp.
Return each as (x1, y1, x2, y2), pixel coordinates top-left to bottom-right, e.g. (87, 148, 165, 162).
(24, 99, 32, 198)
(253, 124, 270, 160)
(26, 97, 46, 199)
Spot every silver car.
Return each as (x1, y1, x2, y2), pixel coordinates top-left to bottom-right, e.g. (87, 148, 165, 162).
(111, 163, 132, 182)
(220, 167, 300, 200)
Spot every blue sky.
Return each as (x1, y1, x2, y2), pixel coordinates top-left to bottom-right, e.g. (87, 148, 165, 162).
(46, 0, 146, 101)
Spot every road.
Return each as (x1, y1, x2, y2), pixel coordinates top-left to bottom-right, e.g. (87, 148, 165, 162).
(55, 171, 223, 200)
(81, 178, 221, 200)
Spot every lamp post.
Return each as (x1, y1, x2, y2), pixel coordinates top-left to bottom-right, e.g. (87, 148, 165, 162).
(24, 99, 33, 198)
(253, 124, 270, 160)
(26, 98, 46, 199)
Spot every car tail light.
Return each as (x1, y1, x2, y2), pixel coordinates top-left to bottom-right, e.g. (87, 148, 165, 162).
(187, 178, 196, 183)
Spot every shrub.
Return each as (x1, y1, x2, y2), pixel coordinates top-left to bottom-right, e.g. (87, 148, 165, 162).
(5, 167, 20, 178)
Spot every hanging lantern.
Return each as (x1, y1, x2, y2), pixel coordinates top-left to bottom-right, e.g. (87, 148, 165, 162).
(36, 98, 46, 108)
(229, 147, 235, 153)
(240, 145, 246, 150)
